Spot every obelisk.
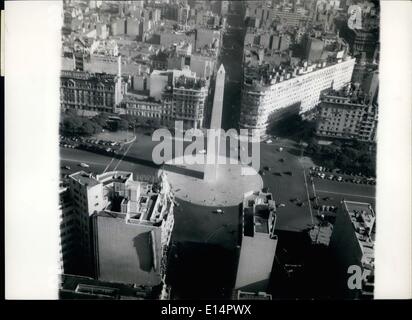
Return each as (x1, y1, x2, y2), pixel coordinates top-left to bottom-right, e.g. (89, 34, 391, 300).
(204, 64, 225, 182)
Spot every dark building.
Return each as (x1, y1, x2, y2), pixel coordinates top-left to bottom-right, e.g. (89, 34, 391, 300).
(353, 29, 379, 60)
(329, 201, 375, 299)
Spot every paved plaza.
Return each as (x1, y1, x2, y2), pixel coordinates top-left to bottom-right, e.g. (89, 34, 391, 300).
(165, 154, 263, 207)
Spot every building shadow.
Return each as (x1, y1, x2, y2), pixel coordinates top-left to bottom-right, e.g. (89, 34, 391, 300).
(166, 241, 238, 299)
(133, 232, 154, 273)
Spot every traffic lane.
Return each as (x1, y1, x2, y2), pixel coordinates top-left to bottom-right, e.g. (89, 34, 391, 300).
(172, 199, 240, 250)
(60, 147, 158, 178)
(259, 144, 315, 231)
(312, 178, 376, 214)
(312, 177, 375, 199)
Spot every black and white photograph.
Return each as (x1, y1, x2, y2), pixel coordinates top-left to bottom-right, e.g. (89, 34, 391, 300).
(3, 0, 412, 304)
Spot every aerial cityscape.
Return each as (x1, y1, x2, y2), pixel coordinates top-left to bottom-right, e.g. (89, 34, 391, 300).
(58, 0, 379, 300)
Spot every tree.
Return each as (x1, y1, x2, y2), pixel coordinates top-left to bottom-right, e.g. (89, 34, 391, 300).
(63, 116, 82, 135)
(118, 119, 129, 131)
(80, 119, 95, 136)
(93, 115, 107, 128)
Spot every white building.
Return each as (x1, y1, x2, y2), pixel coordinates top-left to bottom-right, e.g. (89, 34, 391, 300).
(240, 56, 356, 136)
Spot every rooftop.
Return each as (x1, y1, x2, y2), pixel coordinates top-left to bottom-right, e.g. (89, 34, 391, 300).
(61, 70, 119, 82)
(242, 190, 276, 237)
(59, 274, 158, 300)
(344, 201, 375, 269)
(97, 171, 174, 225)
(243, 52, 353, 87)
(237, 290, 272, 300)
(69, 171, 100, 188)
(322, 85, 372, 105)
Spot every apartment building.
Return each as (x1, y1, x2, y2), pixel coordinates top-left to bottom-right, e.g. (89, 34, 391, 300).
(315, 87, 378, 143)
(239, 55, 355, 137)
(60, 70, 126, 115)
(92, 171, 174, 292)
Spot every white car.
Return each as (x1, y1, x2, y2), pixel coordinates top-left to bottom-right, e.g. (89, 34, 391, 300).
(278, 203, 286, 208)
(198, 149, 206, 154)
(215, 209, 224, 214)
(265, 139, 273, 144)
(79, 163, 89, 168)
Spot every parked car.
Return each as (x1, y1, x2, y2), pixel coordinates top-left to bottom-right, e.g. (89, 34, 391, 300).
(79, 163, 89, 168)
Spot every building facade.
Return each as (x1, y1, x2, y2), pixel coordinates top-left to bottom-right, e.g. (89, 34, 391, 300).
(92, 171, 174, 293)
(60, 70, 126, 115)
(315, 87, 378, 142)
(58, 185, 81, 274)
(239, 56, 355, 136)
(65, 170, 174, 292)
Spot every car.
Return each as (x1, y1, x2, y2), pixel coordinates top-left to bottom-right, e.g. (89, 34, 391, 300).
(198, 149, 206, 154)
(265, 139, 273, 144)
(327, 175, 334, 180)
(284, 171, 293, 176)
(62, 165, 71, 170)
(337, 176, 343, 182)
(278, 147, 284, 152)
(79, 163, 89, 168)
(278, 203, 286, 208)
(279, 158, 285, 163)
(214, 209, 224, 214)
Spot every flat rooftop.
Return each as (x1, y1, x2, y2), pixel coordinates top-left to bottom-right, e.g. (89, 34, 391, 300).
(70, 171, 100, 188)
(344, 201, 375, 268)
(243, 191, 276, 237)
(61, 70, 118, 82)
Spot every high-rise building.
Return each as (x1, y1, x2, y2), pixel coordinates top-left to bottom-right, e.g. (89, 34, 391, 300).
(315, 86, 378, 143)
(353, 29, 379, 60)
(92, 171, 174, 292)
(64, 170, 175, 290)
(67, 171, 106, 274)
(58, 184, 80, 274)
(169, 68, 209, 129)
(329, 201, 375, 299)
(240, 56, 356, 137)
(235, 190, 278, 293)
